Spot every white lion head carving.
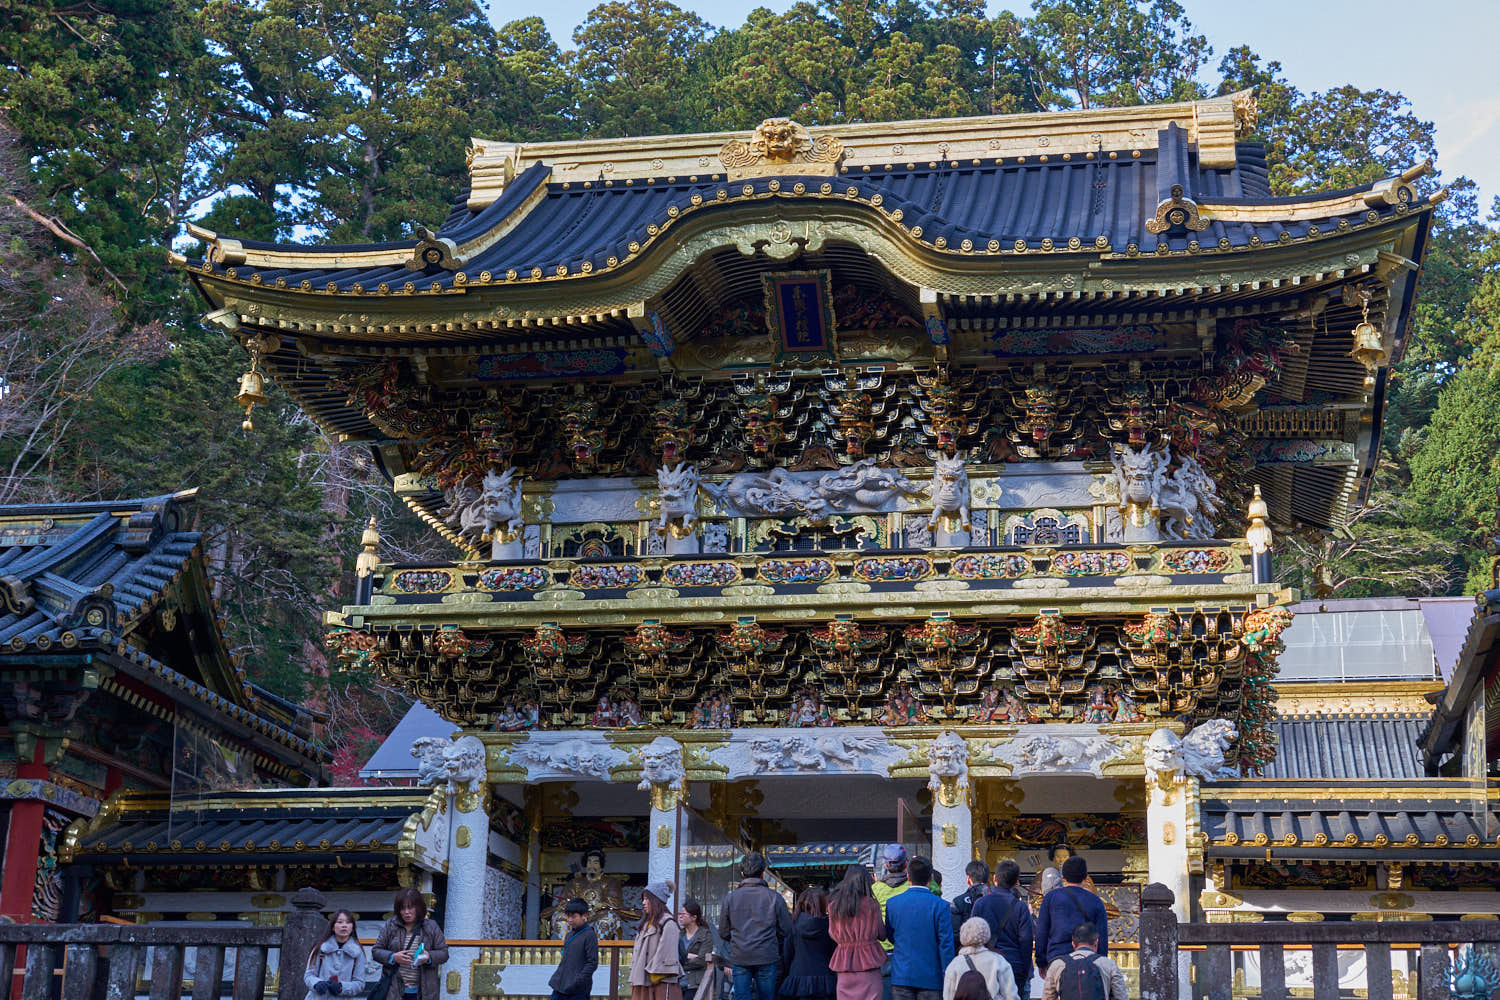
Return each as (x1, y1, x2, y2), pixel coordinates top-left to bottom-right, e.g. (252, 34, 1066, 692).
(637, 735, 687, 793)
(926, 730, 970, 794)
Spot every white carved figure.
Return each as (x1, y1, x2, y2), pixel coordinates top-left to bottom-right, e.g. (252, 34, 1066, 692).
(997, 733, 1125, 776)
(481, 467, 524, 538)
(927, 456, 972, 532)
(926, 731, 970, 796)
(1144, 719, 1238, 785)
(410, 735, 487, 793)
(747, 732, 886, 772)
(637, 735, 687, 794)
(817, 459, 924, 509)
(512, 738, 621, 780)
(1111, 443, 1169, 543)
(1160, 455, 1221, 540)
(704, 461, 923, 520)
(655, 463, 702, 533)
(441, 482, 487, 543)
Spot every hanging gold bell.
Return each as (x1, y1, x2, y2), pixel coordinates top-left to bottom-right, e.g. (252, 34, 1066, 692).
(236, 368, 268, 430)
(1348, 319, 1385, 371)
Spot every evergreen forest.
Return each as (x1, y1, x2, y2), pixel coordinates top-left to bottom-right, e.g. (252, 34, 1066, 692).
(3, 0, 1497, 775)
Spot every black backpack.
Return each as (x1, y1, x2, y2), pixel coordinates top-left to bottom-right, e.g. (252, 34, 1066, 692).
(1055, 952, 1107, 1000)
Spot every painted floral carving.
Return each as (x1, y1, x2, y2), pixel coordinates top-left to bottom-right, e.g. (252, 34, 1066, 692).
(479, 566, 549, 591)
(664, 561, 740, 588)
(951, 553, 1030, 579)
(758, 558, 834, 584)
(570, 563, 645, 589)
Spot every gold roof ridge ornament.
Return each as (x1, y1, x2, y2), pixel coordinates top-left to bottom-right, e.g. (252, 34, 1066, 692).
(719, 118, 845, 179)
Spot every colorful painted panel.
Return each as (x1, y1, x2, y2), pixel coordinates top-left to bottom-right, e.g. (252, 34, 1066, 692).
(1251, 439, 1357, 463)
(391, 569, 454, 593)
(1156, 548, 1237, 574)
(951, 553, 1031, 579)
(853, 555, 932, 582)
(570, 563, 646, 589)
(1049, 550, 1133, 576)
(478, 566, 550, 591)
(663, 561, 740, 588)
(758, 558, 835, 584)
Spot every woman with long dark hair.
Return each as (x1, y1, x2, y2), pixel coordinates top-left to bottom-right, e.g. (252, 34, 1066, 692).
(827, 865, 885, 1000)
(630, 882, 683, 1000)
(779, 888, 836, 1000)
(371, 888, 449, 1000)
(304, 910, 366, 1000)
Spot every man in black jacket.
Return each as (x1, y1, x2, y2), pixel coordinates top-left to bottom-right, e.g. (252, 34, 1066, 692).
(972, 860, 1035, 1000)
(549, 899, 599, 1000)
(719, 852, 792, 1000)
(949, 859, 990, 938)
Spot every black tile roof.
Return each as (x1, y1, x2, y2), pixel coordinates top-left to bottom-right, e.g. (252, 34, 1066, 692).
(1201, 789, 1492, 860)
(1263, 713, 1430, 780)
(68, 788, 435, 867)
(185, 125, 1437, 297)
(0, 491, 327, 766)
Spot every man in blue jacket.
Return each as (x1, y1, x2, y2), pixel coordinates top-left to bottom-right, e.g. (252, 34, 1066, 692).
(883, 857, 955, 1000)
(1033, 857, 1110, 970)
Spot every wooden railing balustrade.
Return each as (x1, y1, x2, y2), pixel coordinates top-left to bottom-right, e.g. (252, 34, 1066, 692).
(1139, 883, 1500, 1000)
(0, 887, 328, 1000)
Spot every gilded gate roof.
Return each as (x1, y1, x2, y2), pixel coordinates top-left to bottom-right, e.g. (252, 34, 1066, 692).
(178, 93, 1440, 305)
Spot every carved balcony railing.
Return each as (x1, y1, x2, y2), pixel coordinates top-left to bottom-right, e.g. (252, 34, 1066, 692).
(369, 540, 1260, 607)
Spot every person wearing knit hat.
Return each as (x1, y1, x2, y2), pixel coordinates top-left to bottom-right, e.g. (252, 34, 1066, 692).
(941, 918, 1017, 1000)
(632, 881, 683, 1000)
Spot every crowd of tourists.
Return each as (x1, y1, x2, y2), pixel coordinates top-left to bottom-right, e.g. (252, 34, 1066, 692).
(302, 850, 1124, 1000)
(548, 847, 1126, 1000)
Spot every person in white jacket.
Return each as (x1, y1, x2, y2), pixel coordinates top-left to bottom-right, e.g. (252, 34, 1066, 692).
(305, 910, 368, 1000)
(942, 918, 1018, 1000)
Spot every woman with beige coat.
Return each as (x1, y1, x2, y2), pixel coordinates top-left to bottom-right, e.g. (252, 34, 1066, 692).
(632, 881, 684, 1000)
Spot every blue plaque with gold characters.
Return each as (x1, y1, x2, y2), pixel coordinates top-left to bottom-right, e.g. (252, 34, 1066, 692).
(763, 270, 838, 363)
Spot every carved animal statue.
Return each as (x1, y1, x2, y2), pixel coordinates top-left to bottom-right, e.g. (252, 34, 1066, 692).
(481, 466, 524, 538)
(1159, 455, 1221, 540)
(512, 739, 618, 780)
(927, 455, 972, 531)
(704, 468, 829, 518)
(410, 735, 487, 793)
(637, 736, 687, 793)
(1111, 443, 1169, 513)
(441, 482, 488, 543)
(926, 731, 970, 795)
(816, 458, 922, 509)
(1145, 718, 1238, 785)
(1006, 734, 1123, 774)
(748, 733, 882, 771)
(656, 463, 702, 532)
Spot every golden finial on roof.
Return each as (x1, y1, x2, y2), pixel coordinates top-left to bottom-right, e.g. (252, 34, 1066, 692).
(356, 516, 381, 578)
(1245, 485, 1273, 554)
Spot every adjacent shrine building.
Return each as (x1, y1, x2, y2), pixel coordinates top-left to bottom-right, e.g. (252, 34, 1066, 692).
(168, 91, 1449, 987)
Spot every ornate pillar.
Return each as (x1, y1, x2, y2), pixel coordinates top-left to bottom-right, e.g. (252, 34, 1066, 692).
(412, 735, 488, 999)
(927, 732, 971, 902)
(1145, 720, 1235, 1000)
(639, 737, 687, 911)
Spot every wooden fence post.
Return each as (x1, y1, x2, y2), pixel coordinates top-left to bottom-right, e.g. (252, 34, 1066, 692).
(1139, 882, 1180, 1000)
(277, 888, 327, 1000)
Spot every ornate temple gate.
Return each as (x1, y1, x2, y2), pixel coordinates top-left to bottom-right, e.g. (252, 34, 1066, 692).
(176, 86, 1444, 995)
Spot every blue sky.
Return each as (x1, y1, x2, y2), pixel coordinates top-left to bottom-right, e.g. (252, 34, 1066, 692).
(490, 0, 1500, 206)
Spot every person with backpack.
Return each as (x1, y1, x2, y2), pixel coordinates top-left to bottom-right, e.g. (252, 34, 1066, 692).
(1039, 924, 1125, 1000)
(941, 918, 1017, 1000)
(971, 862, 1033, 1000)
(1032, 858, 1108, 972)
(948, 861, 989, 941)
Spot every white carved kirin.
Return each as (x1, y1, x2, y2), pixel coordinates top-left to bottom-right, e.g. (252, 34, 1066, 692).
(926, 730, 970, 806)
(655, 463, 702, 534)
(411, 735, 487, 794)
(927, 455, 972, 532)
(1144, 719, 1238, 786)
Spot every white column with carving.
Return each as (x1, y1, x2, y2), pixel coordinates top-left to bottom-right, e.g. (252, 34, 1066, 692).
(413, 735, 489, 1000)
(1144, 720, 1236, 1000)
(639, 736, 687, 911)
(927, 731, 971, 902)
